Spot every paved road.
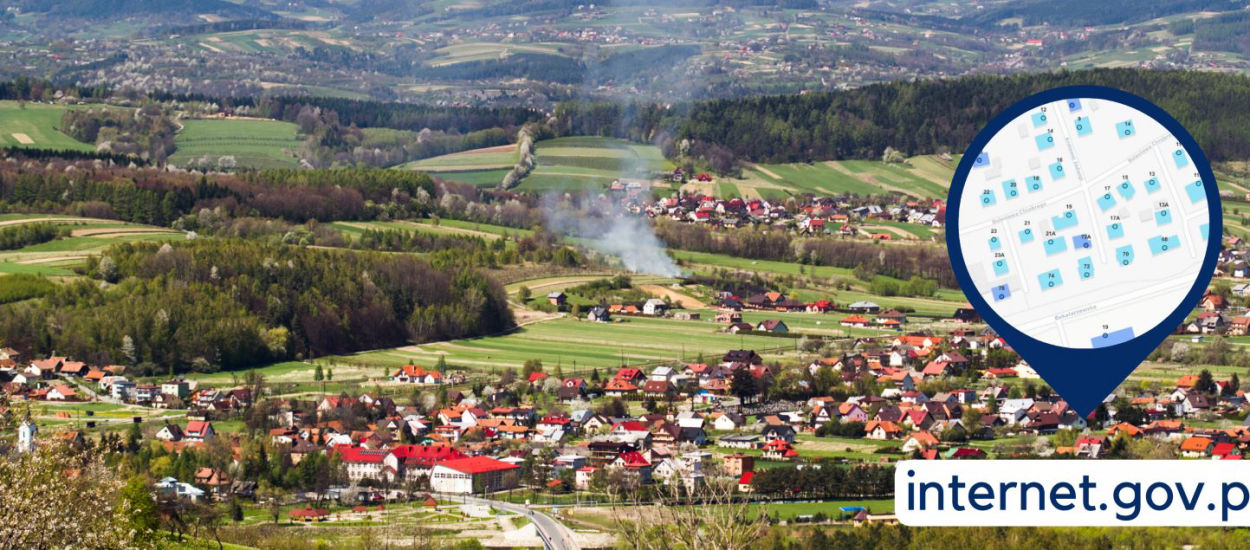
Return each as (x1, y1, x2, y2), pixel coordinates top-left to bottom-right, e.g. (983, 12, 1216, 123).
(441, 493, 578, 550)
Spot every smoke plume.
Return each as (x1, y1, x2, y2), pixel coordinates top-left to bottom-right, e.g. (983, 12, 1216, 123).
(542, 195, 683, 277)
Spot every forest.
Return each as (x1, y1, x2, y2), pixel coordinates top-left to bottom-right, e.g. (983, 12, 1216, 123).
(675, 69, 1250, 165)
(253, 96, 542, 134)
(0, 161, 438, 225)
(0, 239, 513, 374)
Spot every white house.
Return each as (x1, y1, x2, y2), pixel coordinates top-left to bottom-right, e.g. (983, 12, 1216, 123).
(643, 298, 668, 316)
(154, 477, 205, 502)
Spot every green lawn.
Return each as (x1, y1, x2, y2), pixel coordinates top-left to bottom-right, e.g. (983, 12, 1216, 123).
(169, 118, 302, 169)
(0, 100, 94, 151)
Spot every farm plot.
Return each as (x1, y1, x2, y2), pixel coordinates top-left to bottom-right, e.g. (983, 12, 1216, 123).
(732, 155, 954, 199)
(169, 118, 303, 169)
(331, 316, 796, 376)
(0, 101, 94, 151)
(402, 144, 522, 187)
(402, 144, 518, 172)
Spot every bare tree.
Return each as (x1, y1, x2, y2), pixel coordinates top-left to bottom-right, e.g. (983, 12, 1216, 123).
(606, 469, 764, 550)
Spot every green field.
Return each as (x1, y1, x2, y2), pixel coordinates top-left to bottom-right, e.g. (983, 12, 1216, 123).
(169, 118, 303, 169)
(402, 145, 518, 171)
(0, 101, 94, 151)
(329, 315, 799, 376)
(728, 155, 955, 200)
(429, 169, 511, 187)
(401, 144, 520, 187)
(518, 136, 672, 192)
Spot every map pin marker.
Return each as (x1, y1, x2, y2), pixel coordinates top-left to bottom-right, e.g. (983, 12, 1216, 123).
(947, 86, 1222, 416)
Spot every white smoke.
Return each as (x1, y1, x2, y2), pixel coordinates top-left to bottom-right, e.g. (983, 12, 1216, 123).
(542, 195, 682, 277)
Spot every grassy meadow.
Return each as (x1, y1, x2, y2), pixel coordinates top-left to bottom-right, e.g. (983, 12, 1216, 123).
(169, 118, 303, 169)
(0, 100, 94, 151)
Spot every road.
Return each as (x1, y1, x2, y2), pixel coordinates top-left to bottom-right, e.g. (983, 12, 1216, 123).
(440, 493, 579, 550)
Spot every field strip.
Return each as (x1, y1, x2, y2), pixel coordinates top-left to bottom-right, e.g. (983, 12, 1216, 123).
(339, 221, 500, 241)
(69, 227, 179, 237)
(18, 255, 89, 264)
(469, 144, 518, 154)
(11, 133, 33, 144)
(749, 163, 783, 180)
(640, 284, 708, 309)
(821, 162, 924, 199)
(505, 274, 616, 294)
(529, 171, 617, 179)
(413, 164, 514, 172)
(0, 216, 97, 227)
(859, 225, 916, 239)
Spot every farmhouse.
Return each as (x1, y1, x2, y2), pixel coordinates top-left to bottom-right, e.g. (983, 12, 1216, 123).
(755, 319, 788, 333)
(392, 364, 443, 385)
(643, 299, 668, 316)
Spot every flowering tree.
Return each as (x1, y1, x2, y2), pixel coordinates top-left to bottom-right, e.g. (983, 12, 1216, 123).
(0, 439, 152, 549)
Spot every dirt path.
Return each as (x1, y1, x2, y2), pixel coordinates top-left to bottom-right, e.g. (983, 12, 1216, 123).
(749, 163, 783, 180)
(640, 284, 708, 309)
(69, 227, 177, 237)
(17, 255, 89, 264)
(0, 216, 95, 227)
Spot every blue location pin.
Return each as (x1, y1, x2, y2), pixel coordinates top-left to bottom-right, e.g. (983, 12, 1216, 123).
(947, 86, 1222, 415)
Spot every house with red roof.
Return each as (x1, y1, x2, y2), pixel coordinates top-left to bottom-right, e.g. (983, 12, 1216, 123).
(1180, 436, 1214, 457)
(902, 431, 939, 452)
(806, 300, 836, 313)
(865, 420, 903, 440)
(1212, 442, 1240, 460)
(604, 379, 638, 396)
(184, 420, 215, 442)
(614, 368, 646, 385)
(761, 439, 798, 461)
(289, 506, 329, 522)
(840, 315, 870, 328)
(392, 364, 443, 385)
(738, 471, 755, 492)
(921, 361, 950, 378)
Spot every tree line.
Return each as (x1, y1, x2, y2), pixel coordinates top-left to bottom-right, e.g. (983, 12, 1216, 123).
(0, 159, 438, 225)
(656, 219, 956, 287)
(0, 221, 68, 251)
(748, 464, 894, 500)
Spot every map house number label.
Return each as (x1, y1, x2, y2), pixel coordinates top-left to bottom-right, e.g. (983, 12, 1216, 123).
(947, 86, 1222, 415)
